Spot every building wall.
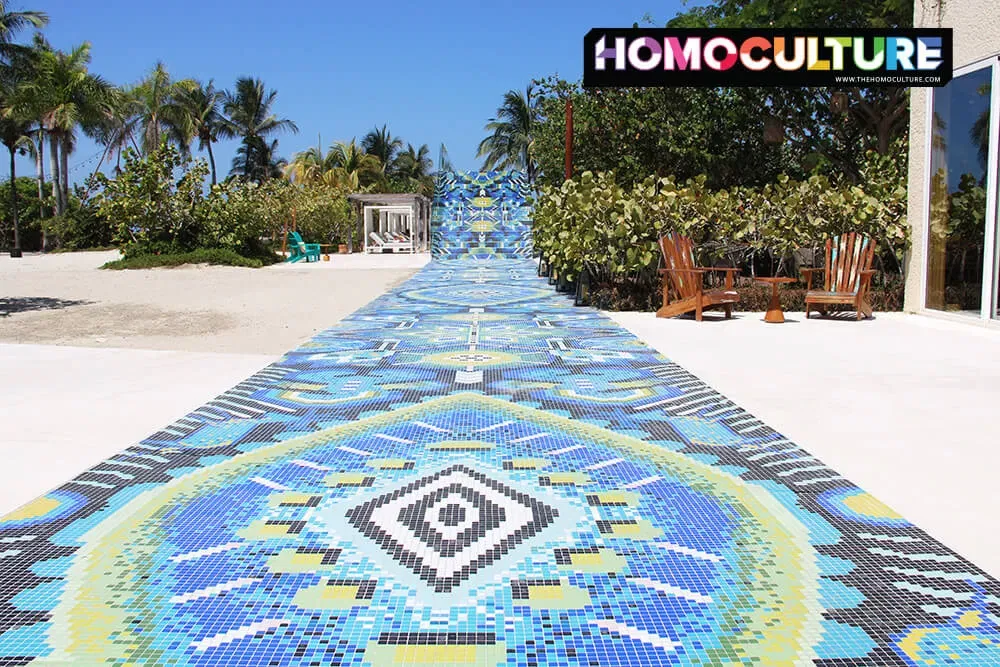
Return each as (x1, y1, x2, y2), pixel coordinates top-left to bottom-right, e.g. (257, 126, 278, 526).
(431, 171, 533, 259)
(904, 0, 1000, 311)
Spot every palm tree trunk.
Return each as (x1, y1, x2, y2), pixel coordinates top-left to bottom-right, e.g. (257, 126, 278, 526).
(207, 139, 217, 185)
(245, 138, 252, 180)
(9, 146, 20, 254)
(49, 132, 62, 217)
(60, 135, 71, 212)
(149, 116, 159, 153)
(35, 130, 46, 219)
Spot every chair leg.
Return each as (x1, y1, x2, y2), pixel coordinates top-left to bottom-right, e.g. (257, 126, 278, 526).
(695, 297, 703, 322)
(724, 304, 732, 319)
(805, 303, 811, 319)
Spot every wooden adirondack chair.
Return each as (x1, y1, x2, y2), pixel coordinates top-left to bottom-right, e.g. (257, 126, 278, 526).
(287, 231, 321, 262)
(656, 233, 741, 321)
(801, 232, 877, 320)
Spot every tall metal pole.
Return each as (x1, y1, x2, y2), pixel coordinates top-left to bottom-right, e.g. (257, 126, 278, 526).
(564, 97, 573, 182)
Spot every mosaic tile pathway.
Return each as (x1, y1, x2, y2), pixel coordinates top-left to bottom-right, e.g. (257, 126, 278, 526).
(1, 260, 999, 666)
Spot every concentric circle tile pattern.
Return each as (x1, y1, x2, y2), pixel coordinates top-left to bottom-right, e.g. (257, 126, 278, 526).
(1, 259, 998, 666)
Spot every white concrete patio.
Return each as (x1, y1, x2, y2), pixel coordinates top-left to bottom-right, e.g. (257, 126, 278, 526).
(0, 344, 277, 514)
(610, 309, 1000, 577)
(2, 246, 997, 577)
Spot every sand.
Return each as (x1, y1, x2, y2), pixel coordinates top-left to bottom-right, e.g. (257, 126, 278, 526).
(0, 250, 428, 354)
(0, 249, 429, 513)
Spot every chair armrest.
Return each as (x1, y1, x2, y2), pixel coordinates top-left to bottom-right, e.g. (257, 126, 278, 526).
(658, 268, 706, 274)
(800, 267, 825, 290)
(695, 267, 739, 289)
(858, 269, 877, 291)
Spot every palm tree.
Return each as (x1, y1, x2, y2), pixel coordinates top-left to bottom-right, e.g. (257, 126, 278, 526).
(22, 35, 48, 214)
(393, 143, 434, 195)
(176, 80, 231, 184)
(362, 124, 402, 171)
(285, 143, 328, 186)
(16, 41, 112, 216)
(223, 77, 297, 181)
(231, 136, 286, 182)
(328, 138, 382, 188)
(0, 74, 34, 253)
(320, 167, 361, 191)
(88, 86, 140, 176)
(0, 1, 47, 62)
(477, 84, 538, 183)
(0, 117, 33, 252)
(1, 7, 46, 223)
(128, 62, 196, 155)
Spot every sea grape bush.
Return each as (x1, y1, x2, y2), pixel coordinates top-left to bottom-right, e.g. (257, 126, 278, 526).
(88, 142, 355, 261)
(532, 146, 909, 285)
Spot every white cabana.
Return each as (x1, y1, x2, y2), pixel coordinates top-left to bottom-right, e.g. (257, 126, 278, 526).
(347, 193, 431, 254)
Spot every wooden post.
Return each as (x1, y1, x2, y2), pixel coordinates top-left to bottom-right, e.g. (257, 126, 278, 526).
(564, 97, 573, 182)
(283, 207, 297, 256)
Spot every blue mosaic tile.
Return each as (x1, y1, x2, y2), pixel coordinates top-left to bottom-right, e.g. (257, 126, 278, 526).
(1, 200, 999, 664)
(431, 171, 533, 259)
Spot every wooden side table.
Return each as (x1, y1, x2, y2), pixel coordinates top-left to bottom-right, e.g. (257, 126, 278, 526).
(754, 277, 796, 323)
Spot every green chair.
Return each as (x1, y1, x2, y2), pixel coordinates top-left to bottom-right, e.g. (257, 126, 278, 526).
(286, 231, 321, 263)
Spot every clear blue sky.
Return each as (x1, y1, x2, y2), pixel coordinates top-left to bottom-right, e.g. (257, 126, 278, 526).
(6, 0, 685, 184)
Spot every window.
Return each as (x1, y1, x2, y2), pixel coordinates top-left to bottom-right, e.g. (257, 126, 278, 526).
(925, 63, 996, 316)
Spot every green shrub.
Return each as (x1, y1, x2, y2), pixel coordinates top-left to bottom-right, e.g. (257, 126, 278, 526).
(533, 143, 909, 298)
(88, 143, 291, 263)
(41, 188, 113, 250)
(101, 248, 276, 270)
(196, 179, 279, 260)
(89, 143, 208, 255)
(286, 183, 353, 246)
(0, 177, 44, 251)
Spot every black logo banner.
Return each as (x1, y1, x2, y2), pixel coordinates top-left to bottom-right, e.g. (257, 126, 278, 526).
(583, 29, 953, 88)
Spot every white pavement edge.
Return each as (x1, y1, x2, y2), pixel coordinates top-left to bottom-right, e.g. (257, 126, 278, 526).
(0, 343, 277, 514)
(610, 309, 1000, 578)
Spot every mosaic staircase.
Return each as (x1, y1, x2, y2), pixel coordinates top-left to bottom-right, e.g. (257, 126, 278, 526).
(430, 170, 533, 259)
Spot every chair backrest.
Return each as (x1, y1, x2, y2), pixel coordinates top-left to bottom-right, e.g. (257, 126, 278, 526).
(286, 231, 303, 255)
(823, 232, 875, 293)
(369, 232, 385, 246)
(658, 233, 699, 300)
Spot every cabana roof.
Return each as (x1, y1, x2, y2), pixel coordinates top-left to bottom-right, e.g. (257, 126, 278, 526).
(347, 193, 431, 205)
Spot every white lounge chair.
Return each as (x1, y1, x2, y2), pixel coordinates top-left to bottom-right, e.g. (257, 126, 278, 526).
(367, 232, 412, 254)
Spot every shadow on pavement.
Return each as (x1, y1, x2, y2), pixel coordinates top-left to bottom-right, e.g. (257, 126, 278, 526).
(0, 296, 92, 317)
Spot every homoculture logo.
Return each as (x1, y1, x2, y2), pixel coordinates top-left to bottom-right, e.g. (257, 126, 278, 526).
(583, 29, 953, 88)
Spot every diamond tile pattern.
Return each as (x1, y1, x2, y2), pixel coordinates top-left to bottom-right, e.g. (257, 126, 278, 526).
(0, 258, 998, 666)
